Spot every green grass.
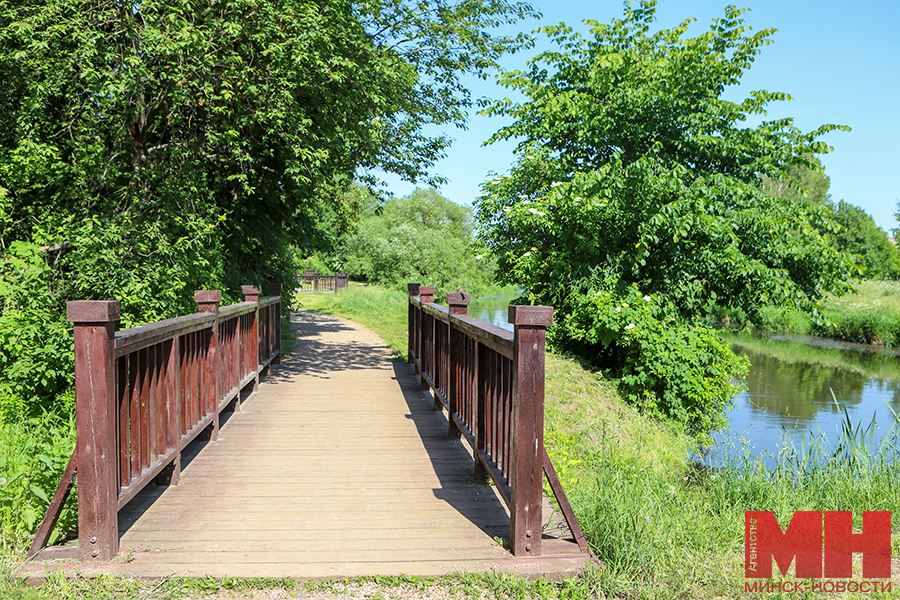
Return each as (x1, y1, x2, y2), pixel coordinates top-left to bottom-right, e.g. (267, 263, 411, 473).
(756, 280, 900, 346)
(295, 284, 410, 360)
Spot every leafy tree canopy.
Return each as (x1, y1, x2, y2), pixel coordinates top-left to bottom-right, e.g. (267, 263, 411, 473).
(0, 0, 536, 417)
(760, 154, 831, 206)
(474, 0, 855, 436)
(830, 201, 900, 280)
(335, 187, 500, 295)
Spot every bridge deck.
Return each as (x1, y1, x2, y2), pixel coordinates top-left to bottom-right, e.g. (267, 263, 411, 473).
(23, 310, 587, 580)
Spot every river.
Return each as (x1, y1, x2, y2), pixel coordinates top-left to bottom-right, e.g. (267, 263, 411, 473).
(469, 295, 900, 464)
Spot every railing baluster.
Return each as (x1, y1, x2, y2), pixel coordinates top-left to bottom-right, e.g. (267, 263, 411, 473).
(129, 351, 141, 478)
(117, 356, 129, 488)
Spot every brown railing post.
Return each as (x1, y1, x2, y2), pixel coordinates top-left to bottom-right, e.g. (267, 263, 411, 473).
(446, 292, 470, 439)
(269, 283, 282, 365)
(418, 286, 436, 394)
(508, 305, 553, 557)
(195, 290, 221, 440)
(67, 300, 121, 561)
(242, 285, 261, 391)
(407, 283, 420, 364)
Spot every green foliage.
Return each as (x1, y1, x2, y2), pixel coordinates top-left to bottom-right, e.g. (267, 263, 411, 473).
(829, 200, 900, 280)
(755, 305, 812, 335)
(475, 1, 855, 433)
(760, 153, 831, 205)
(755, 281, 900, 346)
(557, 277, 747, 440)
(0, 242, 73, 420)
(336, 188, 501, 296)
(0, 412, 76, 551)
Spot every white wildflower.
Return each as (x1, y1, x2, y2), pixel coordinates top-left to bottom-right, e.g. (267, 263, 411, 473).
(615, 307, 622, 312)
(643, 295, 651, 302)
(625, 323, 635, 330)
(475, 255, 483, 260)
(523, 252, 531, 257)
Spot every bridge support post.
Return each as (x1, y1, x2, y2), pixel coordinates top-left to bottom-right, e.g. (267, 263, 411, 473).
(446, 292, 470, 440)
(195, 290, 221, 440)
(509, 305, 553, 557)
(242, 285, 261, 392)
(269, 283, 282, 365)
(67, 300, 121, 561)
(407, 283, 420, 365)
(417, 287, 437, 407)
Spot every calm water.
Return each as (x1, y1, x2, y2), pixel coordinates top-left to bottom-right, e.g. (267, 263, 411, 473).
(468, 295, 900, 463)
(711, 339, 900, 465)
(468, 295, 516, 332)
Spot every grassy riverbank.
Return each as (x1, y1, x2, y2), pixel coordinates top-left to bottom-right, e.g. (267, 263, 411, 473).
(719, 330, 900, 381)
(757, 280, 900, 346)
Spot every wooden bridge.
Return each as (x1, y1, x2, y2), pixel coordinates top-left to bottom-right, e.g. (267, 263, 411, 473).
(20, 285, 591, 581)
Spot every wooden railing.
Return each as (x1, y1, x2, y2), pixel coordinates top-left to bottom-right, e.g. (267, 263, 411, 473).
(29, 284, 282, 561)
(407, 284, 588, 557)
(298, 270, 349, 293)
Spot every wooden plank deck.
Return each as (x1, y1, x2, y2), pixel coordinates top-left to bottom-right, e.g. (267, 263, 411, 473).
(20, 310, 589, 581)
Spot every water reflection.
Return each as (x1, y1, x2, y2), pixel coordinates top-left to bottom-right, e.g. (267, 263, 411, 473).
(713, 341, 900, 465)
(467, 294, 516, 332)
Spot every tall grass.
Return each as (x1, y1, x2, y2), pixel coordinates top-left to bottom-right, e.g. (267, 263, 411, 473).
(0, 410, 77, 552)
(756, 280, 900, 347)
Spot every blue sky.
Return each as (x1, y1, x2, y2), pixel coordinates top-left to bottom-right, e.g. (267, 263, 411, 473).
(375, 0, 900, 232)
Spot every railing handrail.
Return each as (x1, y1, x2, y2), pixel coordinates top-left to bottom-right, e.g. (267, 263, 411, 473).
(297, 270, 349, 292)
(406, 283, 589, 558)
(29, 284, 283, 561)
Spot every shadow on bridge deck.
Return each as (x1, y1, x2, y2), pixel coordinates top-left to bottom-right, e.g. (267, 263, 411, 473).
(19, 310, 590, 581)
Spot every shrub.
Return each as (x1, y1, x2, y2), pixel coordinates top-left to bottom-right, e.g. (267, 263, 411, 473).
(0, 411, 77, 551)
(556, 277, 748, 442)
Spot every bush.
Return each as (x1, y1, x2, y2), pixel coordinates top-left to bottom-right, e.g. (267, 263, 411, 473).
(0, 411, 77, 551)
(0, 241, 73, 421)
(556, 277, 748, 442)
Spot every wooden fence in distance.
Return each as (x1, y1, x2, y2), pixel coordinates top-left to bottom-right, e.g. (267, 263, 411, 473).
(407, 284, 589, 557)
(298, 270, 348, 293)
(29, 285, 282, 561)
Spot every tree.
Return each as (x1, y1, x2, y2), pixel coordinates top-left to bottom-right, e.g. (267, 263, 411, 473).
(336, 188, 498, 295)
(830, 201, 900, 279)
(0, 0, 536, 416)
(474, 1, 855, 437)
(760, 154, 831, 205)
